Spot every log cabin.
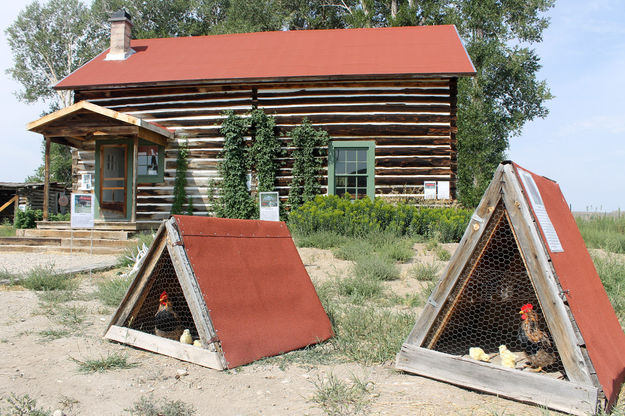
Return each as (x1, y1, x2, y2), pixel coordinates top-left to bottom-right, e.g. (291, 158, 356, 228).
(27, 10, 475, 230)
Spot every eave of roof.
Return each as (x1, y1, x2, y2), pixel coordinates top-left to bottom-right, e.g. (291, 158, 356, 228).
(56, 25, 476, 90)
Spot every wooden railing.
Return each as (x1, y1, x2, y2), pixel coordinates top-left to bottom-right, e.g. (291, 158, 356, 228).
(0, 195, 18, 214)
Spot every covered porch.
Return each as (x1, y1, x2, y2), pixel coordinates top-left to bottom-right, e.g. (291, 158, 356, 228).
(27, 101, 173, 226)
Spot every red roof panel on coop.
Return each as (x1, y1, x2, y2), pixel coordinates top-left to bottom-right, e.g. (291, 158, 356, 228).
(512, 163, 625, 405)
(173, 215, 333, 368)
(56, 25, 475, 89)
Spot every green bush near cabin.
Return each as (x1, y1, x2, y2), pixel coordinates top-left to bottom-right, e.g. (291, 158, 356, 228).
(288, 194, 471, 242)
(14, 207, 69, 229)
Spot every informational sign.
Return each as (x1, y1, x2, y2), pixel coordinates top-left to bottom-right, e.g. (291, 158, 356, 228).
(71, 193, 94, 228)
(80, 173, 92, 191)
(259, 192, 280, 221)
(424, 181, 437, 200)
(518, 169, 563, 252)
(437, 181, 450, 199)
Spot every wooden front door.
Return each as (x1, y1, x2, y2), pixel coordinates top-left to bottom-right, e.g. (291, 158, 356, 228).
(99, 144, 128, 217)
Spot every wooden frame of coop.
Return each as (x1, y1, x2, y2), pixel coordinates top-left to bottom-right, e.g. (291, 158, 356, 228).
(396, 161, 625, 416)
(104, 215, 333, 370)
(105, 219, 227, 369)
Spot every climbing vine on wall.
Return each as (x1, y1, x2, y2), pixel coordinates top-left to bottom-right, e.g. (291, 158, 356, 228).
(170, 138, 193, 215)
(249, 108, 283, 192)
(287, 119, 329, 210)
(215, 111, 255, 219)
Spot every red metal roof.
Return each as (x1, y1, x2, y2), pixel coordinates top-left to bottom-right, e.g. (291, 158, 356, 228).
(512, 163, 625, 406)
(173, 215, 333, 368)
(56, 25, 475, 89)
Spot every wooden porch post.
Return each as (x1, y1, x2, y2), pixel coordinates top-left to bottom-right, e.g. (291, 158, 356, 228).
(131, 136, 138, 223)
(43, 136, 50, 221)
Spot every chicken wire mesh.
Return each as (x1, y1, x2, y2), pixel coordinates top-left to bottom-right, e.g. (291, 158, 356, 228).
(423, 201, 566, 378)
(124, 248, 200, 343)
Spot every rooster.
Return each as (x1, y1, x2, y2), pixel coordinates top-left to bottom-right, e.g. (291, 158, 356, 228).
(154, 291, 183, 340)
(518, 303, 556, 372)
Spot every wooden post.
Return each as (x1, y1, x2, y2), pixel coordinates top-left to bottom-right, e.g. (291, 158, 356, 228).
(43, 137, 50, 221)
(131, 136, 138, 223)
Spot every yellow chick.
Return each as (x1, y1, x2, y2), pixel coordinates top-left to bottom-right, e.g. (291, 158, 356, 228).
(193, 339, 202, 347)
(180, 329, 193, 344)
(498, 345, 517, 368)
(469, 347, 490, 362)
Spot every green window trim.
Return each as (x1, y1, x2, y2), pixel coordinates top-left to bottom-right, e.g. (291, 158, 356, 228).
(328, 140, 375, 200)
(136, 140, 165, 184)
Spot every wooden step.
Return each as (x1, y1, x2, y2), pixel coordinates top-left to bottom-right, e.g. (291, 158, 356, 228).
(0, 237, 61, 246)
(35, 221, 138, 232)
(19, 229, 128, 240)
(60, 238, 134, 249)
(0, 245, 123, 255)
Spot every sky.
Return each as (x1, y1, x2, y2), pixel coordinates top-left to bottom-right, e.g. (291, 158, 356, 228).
(0, 0, 623, 212)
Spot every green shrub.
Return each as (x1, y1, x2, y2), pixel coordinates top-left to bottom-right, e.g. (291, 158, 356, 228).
(377, 238, 415, 262)
(14, 207, 43, 228)
(353, 255, 400, 281)
(289, 195, 471, 242)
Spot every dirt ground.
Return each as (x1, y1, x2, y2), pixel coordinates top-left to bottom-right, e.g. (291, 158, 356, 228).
(0, 245, 574, 415)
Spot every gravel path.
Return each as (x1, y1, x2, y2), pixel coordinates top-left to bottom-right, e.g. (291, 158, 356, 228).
(0, 252, 119, 274)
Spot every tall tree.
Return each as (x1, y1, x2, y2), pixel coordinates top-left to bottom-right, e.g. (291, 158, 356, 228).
(298, 0, 555, 206)
(6, 0, 107, 109)
(7, 0, 108, 184)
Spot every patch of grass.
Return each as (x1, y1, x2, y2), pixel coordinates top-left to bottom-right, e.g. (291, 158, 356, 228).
(377, 238, 414, 262)
(332, 239, 374, 261)
(255, 343, 337, 370)
(294, 230, 347, 250)
(435, 246, 451, 261)
(39, 328, 72, 340)
(2, 393, 51, 416)
(594, 254, 625, 325)
(118, 232, 156, 267)
(337, 276, 383, 302)
(577, 213, 625, 254)
(353, 255, 399, 281)
(72, 352, 138, 373)
(125, 394, 196, 416)
(425, 238, 439, 252)
(410, 261, 440, 281)
(37, 290, 77, 304)
(332, 305, 415, 364)
(20, 265, 76, 291)
(0, 268, 19, 284)
(56, 305, 87, 328)
(310, 373, 374, 416)
(94, 275, 132, 307)
(0, 223, 15, 237)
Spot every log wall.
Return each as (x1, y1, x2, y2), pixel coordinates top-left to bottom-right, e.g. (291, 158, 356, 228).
(74, 78, 456, 225)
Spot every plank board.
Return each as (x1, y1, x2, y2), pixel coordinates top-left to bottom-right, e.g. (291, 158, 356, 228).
(396, 344, 598, 416)
(105, 325, 224, 370)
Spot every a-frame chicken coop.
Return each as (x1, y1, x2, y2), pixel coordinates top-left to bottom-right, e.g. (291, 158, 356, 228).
(105, 215, 333, 369)
(396, 161, 625, 415)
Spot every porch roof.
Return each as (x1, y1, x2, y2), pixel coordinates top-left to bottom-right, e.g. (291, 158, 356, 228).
(27, 101, 173, 147)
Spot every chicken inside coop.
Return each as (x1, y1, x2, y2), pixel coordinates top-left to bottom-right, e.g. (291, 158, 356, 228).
(124, 249, 201, 344)
(423, 203, 566, 379)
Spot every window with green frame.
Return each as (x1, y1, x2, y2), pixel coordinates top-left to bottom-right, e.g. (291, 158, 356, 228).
(136, 141, 164, 183)
(328, 141, 375, 199)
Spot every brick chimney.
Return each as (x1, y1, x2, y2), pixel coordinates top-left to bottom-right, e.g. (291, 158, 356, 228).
(105, 9, 134, 61)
